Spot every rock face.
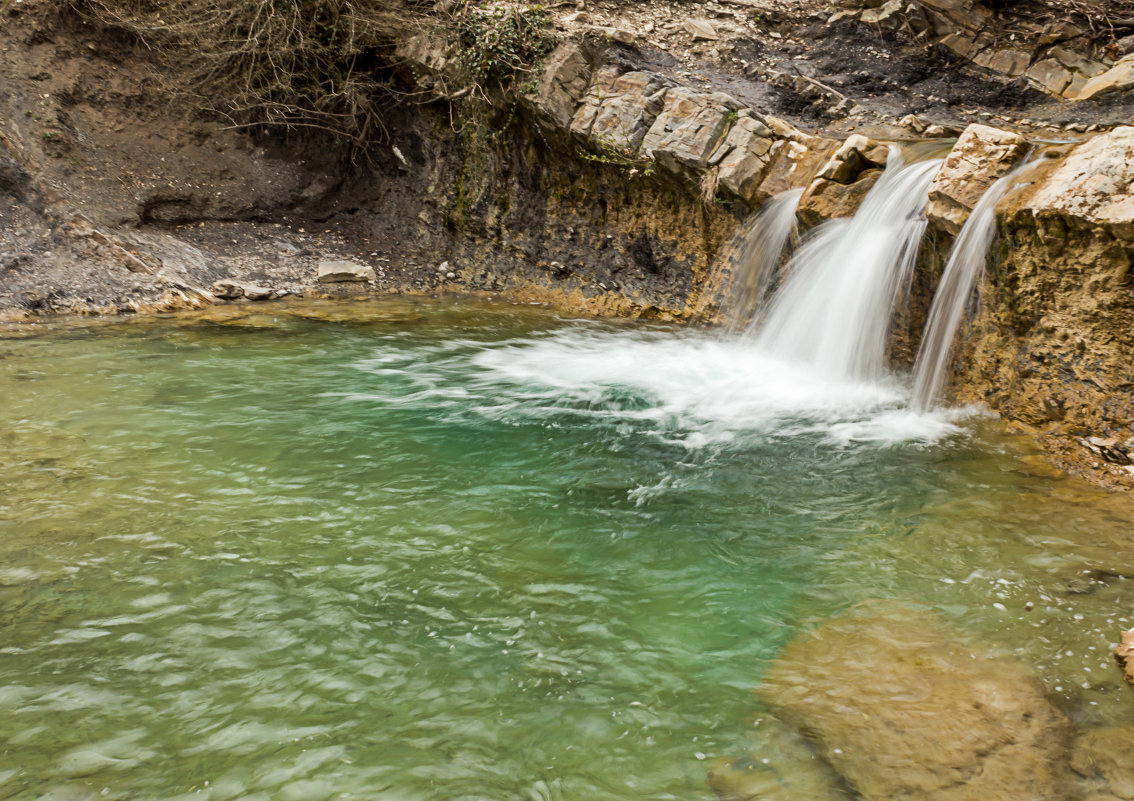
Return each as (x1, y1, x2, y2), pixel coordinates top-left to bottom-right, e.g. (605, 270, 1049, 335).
(758, 604, 1072, 801)
(949, 126, 1134, 484)
(570, 67, 669, 152)
(530, 38, 600, 128)
(709, 113, 783, 205)
(550, 41, 840, 206)
(641, 88, 737, 175)
(926, 124, 1028, 235)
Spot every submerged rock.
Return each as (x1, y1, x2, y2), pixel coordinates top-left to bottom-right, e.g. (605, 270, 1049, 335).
(570, 67, 669, 153)
(926, 123, 1028, 235)
(758, 603, 1072, 801)
(707, 715, 851, 801)
(1071, 726, 1134, 799)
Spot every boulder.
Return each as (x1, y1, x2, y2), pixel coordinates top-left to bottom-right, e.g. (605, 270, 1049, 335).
(755, 124, 838, 199)
(814, 134, 887, 185)
(316, 260, 375, 283)
(1072, 54, 1134, 101)
(1071, 726, 1134, 799)
(641, 88, 738, 175)
(926, 123, 1028, 235)
(1024, 126, 1134, 238)
(710, 114, 784, 206)
(570, 68, 669, 152)
(798, 169, 882, 226)
(758, 603, 1072, 801)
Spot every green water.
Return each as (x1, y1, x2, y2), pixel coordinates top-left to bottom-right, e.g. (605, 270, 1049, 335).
(1, 298, 1133, 801)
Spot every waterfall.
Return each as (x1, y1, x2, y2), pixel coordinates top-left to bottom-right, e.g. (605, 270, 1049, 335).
(717, 188, 804, 332)
(910, 160, 1034, 411)
(752, 152, 942, 382)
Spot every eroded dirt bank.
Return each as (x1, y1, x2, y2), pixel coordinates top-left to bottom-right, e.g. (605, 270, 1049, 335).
(3, 0, 1134, 491)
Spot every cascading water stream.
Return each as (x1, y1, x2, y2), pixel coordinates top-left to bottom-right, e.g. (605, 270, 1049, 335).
(910, 159, 1036, 411)
(752, 152, 942, 382)
(717, 188, 804, 332)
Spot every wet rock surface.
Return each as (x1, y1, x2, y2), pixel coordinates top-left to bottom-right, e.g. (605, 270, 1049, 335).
(758, 603, 1074, 801)
(1118, 631, 1134, 690)
(926, 123, 1029, 235)
(1072, 726, 1134, 799)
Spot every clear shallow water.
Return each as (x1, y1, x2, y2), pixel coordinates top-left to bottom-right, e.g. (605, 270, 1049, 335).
(1, 298, 1133, 801)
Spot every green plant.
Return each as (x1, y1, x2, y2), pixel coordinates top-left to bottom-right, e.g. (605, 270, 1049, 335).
(575, 135, 655, 180)
(453, 4, 558, 95)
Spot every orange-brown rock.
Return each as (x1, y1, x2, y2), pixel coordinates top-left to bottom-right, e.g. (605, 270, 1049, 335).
(759, 603, 1073, 801)
(1117, 630, 1134, 690)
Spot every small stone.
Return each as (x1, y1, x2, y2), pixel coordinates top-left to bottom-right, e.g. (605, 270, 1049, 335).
(317, 260, 375, 283)
(683, 17, 719, 41)
(924, 124, 948, 137)
(898, 113, 926, 133)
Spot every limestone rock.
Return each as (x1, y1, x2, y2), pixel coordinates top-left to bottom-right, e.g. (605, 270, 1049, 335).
(1071, 726, 1134, 798)
(1117, 629, 1134, 689)
(1024, 127, 1134, 238)
(531, 40, 601, 128)
(317, 260, 375, 283)
(1072, 54, 1134, 101)
(1024, 58, 1074, 96)
(815, 134, 886, 185)
(570, 68, 668, 152)
(211, 279, 274, 300)
(799, 169, 881, 225)
(758, 604, 1072, 801)
(710, 114, 784, 206)
(758, 136, 838, 199)
(926, 123, 1028, 235)
(684, 18, 719, 41)
(640, 88, 737, 175)
(974, 47, 1031, 76)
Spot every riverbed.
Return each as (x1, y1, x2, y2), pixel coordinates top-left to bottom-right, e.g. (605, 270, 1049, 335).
(2, 298, 1132, 800)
